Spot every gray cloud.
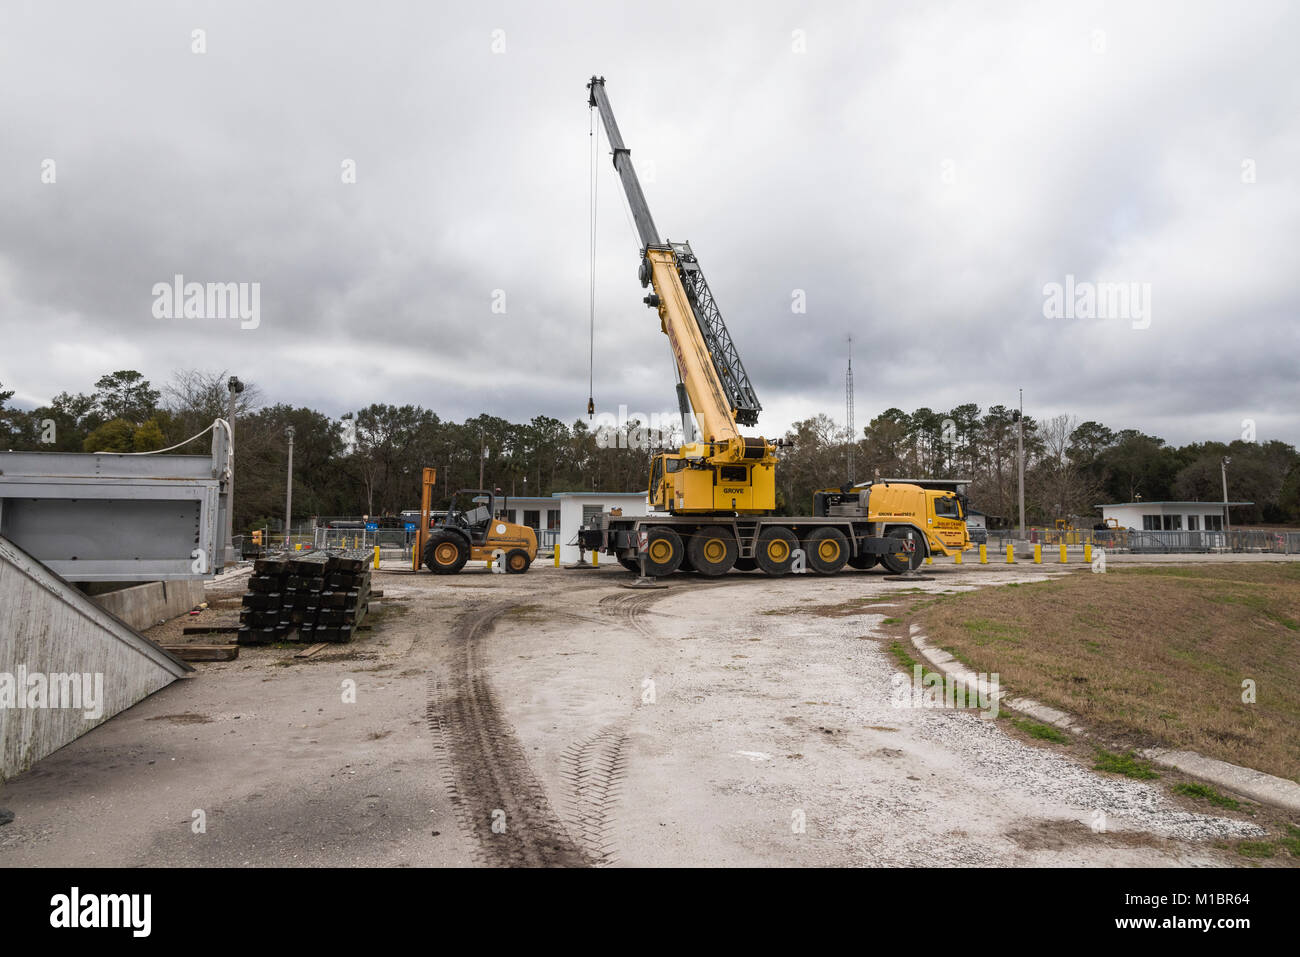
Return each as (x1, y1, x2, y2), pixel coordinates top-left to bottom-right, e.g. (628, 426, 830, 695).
(1, 0, 1296, 448)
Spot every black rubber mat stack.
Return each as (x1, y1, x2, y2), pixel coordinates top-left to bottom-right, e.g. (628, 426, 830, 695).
(301, 551, 372, 644)
(238, 550, 371, 645)
(237, 555, 292, 644)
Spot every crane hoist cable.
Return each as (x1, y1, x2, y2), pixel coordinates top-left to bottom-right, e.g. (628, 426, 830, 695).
(587, 107, 598, 418)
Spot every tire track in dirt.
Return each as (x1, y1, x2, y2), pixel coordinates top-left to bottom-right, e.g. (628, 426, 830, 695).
(559, 725, 629, 866)
(426, 601, 588, 867)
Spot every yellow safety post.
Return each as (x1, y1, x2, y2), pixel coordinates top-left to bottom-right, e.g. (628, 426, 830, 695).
(1006, 543, 1015, 563)
(592, 549, 599, 568)
(979, 544, 987, 564)
(1033, 544, 1042, 564)
(554, 547, 561, 568)
(1059, 543, 1067, 563)
(954, 550, 963, 565)
(1084, 542, 1092, 563)
(373, 546, 380, 569)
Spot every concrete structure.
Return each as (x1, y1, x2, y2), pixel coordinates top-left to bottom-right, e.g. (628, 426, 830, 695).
(1098, 500, 1253, 533)
(555, 492, 650, 564)
(0, 424, 231, 582)
(0, 535, 191, 782)
(88, 580, 207, 631)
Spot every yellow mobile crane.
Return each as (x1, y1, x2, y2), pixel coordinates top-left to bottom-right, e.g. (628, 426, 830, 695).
(580, 77, 968, 576)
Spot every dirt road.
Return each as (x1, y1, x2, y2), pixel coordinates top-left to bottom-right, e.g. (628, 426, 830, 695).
(0, 563, 1262, 866)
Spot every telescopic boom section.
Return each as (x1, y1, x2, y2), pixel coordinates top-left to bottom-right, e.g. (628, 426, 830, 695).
(587, 77, 661, 251)
(587, 76, 763, 454)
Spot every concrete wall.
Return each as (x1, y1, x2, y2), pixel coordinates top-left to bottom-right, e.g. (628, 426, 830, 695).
(0, 536, 191, 782)
(89, 580, 206, 631)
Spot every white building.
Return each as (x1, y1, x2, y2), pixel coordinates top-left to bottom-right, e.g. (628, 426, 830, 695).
(1097, 500, 1253, 532)
(555, 492, 650, 565)
(489, 491, 649, 562)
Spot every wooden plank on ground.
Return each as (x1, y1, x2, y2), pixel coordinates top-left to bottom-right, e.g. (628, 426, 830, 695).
(294, 642, 330, 659)
(161, 644, 239, 662)
(183, 625, 241, 634)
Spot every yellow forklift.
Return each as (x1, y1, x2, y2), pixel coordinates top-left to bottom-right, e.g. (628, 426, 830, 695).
(411, 468, 538, 574)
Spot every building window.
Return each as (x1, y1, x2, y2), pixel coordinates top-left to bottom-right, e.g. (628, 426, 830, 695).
(582, 504, 605, 526)
(523, 509, 540, 529)
(1162, 515, 1182, 530)
(1142, 515, 1161, 531)
(547, 510, 559, 529)
(1205, 514, 1223, 531)
(1187, 515, 1199, 531)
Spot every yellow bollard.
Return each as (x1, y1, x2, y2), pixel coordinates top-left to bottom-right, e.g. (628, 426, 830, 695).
(1084, 542, 1092, 563)
(954, 549, 963, 565)
(1006, 543, 1015, 564)
(1059, 543, 1067, 563)
(592, 549, 599, 568)
(554, 547, 561, 568)
(979, 544, 987, 564)
(373, 545, 380, 569)
(1033, 544, 1042, 564)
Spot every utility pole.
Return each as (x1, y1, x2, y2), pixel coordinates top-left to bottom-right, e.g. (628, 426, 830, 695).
(845, 335, 855, 485)
(1017, 389, 1025, 540)
(1221, 456, 1232, 539)
(285, 426, 295, 547)
(478, 432, 487, 489)
(224, 375, 243, 568)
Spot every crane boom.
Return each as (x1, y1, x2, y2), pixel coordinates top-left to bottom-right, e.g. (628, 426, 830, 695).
(587, 76, 776, 514)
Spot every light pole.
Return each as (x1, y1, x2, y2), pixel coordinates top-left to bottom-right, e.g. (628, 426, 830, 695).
(224, 375, 243, 568)
(1221, 456, 1231, 540)
(285, 426, 295, 548)
(1016, 389, 1025, 540)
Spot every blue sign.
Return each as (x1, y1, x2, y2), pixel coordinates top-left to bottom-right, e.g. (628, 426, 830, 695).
(404, 523, 416, 532)
(365, 522, 378, 531)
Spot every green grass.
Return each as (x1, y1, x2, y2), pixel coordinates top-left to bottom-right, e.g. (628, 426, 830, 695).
(1093, 749, 1160, 780)
(881, 617, 901, 625)
(1279, 825, 1300, 857)
(889, 642, 918, 672)
(1172, 781, 1241, 811)
(1236, 840, 1275, 859)
(1012, 718, 1069, 743)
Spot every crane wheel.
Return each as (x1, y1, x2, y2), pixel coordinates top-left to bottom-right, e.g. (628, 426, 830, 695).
(688, 526, 737, 576)
(643, 527, 684, 576)
(755, 526, 800, 577)
(805, 526, 849, 574)
(880, 526, 925, 574)
(848, 553, 879, 570)
(424, 531, 468, 574)
(504, 549, 531, 574)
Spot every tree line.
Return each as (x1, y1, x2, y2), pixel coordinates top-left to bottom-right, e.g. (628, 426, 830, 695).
(2, 371, 1297, 532)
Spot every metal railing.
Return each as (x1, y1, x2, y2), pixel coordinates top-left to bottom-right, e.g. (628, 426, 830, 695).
(981, 527, 1300, 554)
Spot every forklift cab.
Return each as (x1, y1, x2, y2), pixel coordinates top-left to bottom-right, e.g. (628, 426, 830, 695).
(444, 490, 501, 545)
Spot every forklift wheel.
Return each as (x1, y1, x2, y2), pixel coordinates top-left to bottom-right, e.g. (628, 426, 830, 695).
(504, 549, 532, 574)
(424, 531, 468, 574)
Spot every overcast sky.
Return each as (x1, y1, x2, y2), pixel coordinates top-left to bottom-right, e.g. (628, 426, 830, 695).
(2, 0, 1297, 448)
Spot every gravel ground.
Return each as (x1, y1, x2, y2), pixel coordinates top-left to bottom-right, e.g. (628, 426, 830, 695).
(0, 561, 1270, 867)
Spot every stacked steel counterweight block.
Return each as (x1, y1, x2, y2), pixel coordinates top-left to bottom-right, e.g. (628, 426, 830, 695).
(238, 550, 371, 645)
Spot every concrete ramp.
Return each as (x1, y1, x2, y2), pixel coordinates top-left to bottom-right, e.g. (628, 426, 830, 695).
(0, 535, 192, 782)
